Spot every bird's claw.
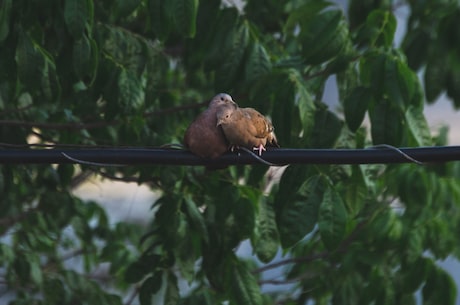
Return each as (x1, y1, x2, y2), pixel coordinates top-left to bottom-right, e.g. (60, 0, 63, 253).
(253, 144, 266, 156)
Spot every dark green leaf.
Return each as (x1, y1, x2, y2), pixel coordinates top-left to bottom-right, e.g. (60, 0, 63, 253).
(252, 197, 279, 263)
(422, 266, 457, 305)
(215, 21, 249, 90)
(318, 186, 347, 250)
(230, 260, 262, 305)
(164, 272, 179, 305)
(308, 108, 343, 148)
(64, 0, 92, 38)
(299, 9, 349, 65)
(44, 278, 67, 305)
(183, 196, 209, 244)
(139, 272, 163, 305)
(344, 86, 371, 132)
(369, 98, 403, 146)
(0, 0, 12, 43)
(277, 175, 327, 249)
(245, 42, 271, 83)
(15, 31, 45, 92)
(358, 9, 396, 47)
(172, 0, 199, 38)
(113, 0, 141, 19)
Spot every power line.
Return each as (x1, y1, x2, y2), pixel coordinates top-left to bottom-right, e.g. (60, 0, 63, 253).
(0, 146, 459, 166)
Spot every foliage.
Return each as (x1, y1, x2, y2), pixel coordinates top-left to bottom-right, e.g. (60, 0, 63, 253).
(0, 0, 460, 304)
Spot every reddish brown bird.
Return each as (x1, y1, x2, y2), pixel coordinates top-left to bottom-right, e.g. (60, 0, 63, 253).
(184, 93, 237, 158)
(216, 106, 279, 156)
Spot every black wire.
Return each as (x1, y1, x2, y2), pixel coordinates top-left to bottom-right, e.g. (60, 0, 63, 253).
(0, 146, 459, 165)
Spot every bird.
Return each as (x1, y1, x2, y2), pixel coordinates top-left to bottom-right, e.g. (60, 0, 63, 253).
(216, 106, 279, 156)
(184, 93, 238, 159)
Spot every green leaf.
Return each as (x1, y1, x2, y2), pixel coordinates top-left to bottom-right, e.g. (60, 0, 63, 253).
(15, 31, 45, 91)
(318, 186, 347, 250)
(358, 9, 396, 47)
(172, 0, 199, 38)
(230, 260, 262, 305)
(113, 0, 141, 19)
(299, 9, 349, 64)
(369, 98, 403, 146)
(44, 278, 67, 305)
(343, 165, 368, 216)
(245, 42, 271, 83)
(277, 175, 327, 249)
(147, 0, 171, 40)
(139, 272, 163, 305)
(252, 197, 279, 263)
(183, 196, 209, 244)
(401, 257, 432, 293)
(118, 69, 144, 112)
(124, 254, 159, 283)
(405, 105, 432, 146)
(164, 272, 179, 305)
(403, 28, 430, 70)
(424, 52, 447, 103)
(422, 266, 457, 305)
(0, 0, 12, 43)
(308, 108, 343, 148)
(344, 86, 371, 132)
(289, 69, 316, 137)
(64, 0, 92, 38)
(385, 58, 417, 110)
(284, 0, 331, 33)
(73, 34, 98, 83)
(215, 21, 250, 90)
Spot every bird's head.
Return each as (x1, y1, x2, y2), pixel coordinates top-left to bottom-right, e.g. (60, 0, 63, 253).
(216, 106, 234, 127)
(209, 93, 237, 108)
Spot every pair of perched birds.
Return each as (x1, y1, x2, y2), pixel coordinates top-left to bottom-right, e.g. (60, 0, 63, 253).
(184, 93, 279, 159)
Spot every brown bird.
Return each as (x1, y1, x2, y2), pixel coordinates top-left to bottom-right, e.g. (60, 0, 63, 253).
(184, 93, 238, 158)
(216, 106, 279, 156)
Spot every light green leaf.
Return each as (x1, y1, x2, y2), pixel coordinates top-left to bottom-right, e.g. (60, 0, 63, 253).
(405, 105, 432, 146)
(118, 69, 144, 112)
(289, 69, 316, 137)
(318, 186, 347, 250)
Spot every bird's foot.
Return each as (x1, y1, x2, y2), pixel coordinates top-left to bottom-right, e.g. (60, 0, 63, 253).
(229, 145, 239, 152)
(253, 144, 266, 156)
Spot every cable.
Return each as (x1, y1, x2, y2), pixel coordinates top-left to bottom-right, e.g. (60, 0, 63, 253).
(0, 146, 459, 165)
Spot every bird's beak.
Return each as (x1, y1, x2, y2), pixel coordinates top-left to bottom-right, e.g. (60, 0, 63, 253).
(216, 118, 223, 127)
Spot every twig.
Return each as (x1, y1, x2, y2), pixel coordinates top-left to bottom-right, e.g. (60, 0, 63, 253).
(368, 144, 424, 165)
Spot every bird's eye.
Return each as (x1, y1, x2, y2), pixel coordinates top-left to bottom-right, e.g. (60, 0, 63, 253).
(226, 114, 230, 118)
(220, 97, 225, 101)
